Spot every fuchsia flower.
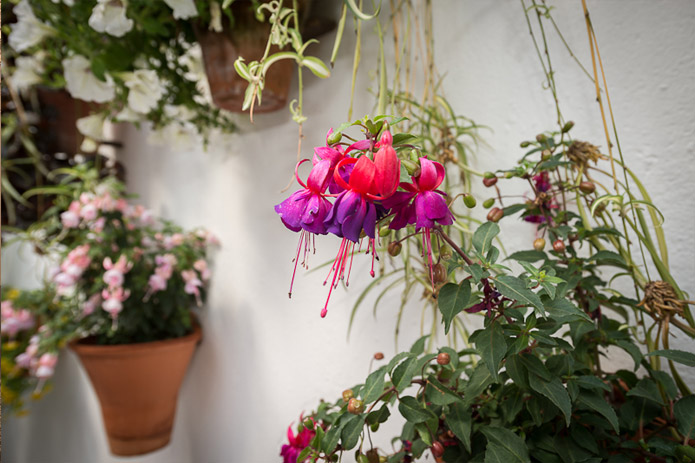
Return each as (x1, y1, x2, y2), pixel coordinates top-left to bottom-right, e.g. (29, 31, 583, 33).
(280, 422, 316, 463)
(54, 244, 92, 295)
(182, 269, 203, 306)
(1, 300, 35, 338)
(101, 287, 131, 328)
(83, 293, 102, 315)
(35, 353, 58, 380)
(194, 259, 211, 281)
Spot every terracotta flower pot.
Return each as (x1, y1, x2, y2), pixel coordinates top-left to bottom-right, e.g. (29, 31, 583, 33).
(70, 324, 202, 456)
(194, 2, 294, 113)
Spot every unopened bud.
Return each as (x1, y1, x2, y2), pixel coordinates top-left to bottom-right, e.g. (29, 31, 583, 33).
(347, 398, 364, 414)
(327, 131, 342, 145)
(483, 198, 495, 209)
(483, 171, 496, 179)
(433, 263, 447, 283)
(536, 133, 547, 143)
(533, 238, 546, 251)
(379, 226, 391, 237)
(374, 352, 384, 360)
(437, 352, 450, 365)
(431, 442, 445, 458)
(402, 160, 419, 176)
(303, 418, 314, 430)
(579, 181, 596, 194)
(380, 130, 393, 145)
(483, 177, 498, 188)
(552, 239, 566, 253)
(388, 241, 402, 257)
(561, 121, 575, 133)
(487, 207, 504, 223)
(439, 245, 453, 261)
(541, 149, 551, 159)
(342, 389, 354, 402)
(520, 141, 531, 148)
(409, 150, 420, 162)
(463, 195, 477, 208)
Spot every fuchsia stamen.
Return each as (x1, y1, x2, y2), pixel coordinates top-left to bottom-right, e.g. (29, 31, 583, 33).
(321, 238, 358, 318)
(422, 229, 436, 292)
(289, 230, 314, 298)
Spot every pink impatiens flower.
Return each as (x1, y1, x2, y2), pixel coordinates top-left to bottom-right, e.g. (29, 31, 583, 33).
(101, 287, 131, 328)
(102, 255, 133, 289)
(83, 293, 102, 316)
(182, 269, 203, 306)
(61, 201, 82, 228)
(1, 300, 35, 338)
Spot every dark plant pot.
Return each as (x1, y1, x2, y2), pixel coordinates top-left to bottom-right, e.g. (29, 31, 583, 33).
(35, 88, 93, 156)
(194, 1, 296, 113)
(69, 323, 202, 456)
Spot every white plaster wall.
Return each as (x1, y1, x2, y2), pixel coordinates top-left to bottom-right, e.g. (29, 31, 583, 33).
(3, 1, 694, 462)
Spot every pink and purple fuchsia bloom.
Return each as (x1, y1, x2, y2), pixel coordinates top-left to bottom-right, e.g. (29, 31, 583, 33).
(275, 123, 455, 317)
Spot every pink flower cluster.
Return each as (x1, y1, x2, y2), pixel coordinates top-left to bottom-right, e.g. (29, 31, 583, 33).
(60, 192, 154, 230)
(1, 300, 36, 338)
(100, 255, 133, 324)
(16, 333, 59, 381)
(52, 244, 92, 296)
(147, 254, 178, 295)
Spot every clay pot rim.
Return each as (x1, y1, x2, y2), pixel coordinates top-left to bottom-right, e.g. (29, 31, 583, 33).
(69, 322, 202, 357)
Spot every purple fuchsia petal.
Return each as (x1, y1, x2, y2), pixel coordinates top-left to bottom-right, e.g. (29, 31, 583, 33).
(421, 191, 454, 225)
(389, 202, 416, 230)
(328, 160, 353, 194)
(342, 196, 367, 242)
(414, 157, 446, 191)
(275, 190, 312, 232)
(363, 202, 377, 239)
(413, 194, 435, 229)
(301, 195, 332, 234)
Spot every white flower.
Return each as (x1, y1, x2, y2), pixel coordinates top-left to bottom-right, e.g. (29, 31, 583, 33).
(148, 122, 200, 151)
(12, 54, 45, 93)
(88, 0, 133, 37)
(209, 1, 223, 32)
(9, 0, 53, 52)
(63, 55, 116, 103)
(122, 70, 165, 114)
(164, 104, 195, 121)
(76, 113, 106, 141)
(164, 0, 198, 19)
(114, 106, 141, 122)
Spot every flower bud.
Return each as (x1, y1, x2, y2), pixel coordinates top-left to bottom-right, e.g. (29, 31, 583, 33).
(433, 263, 447, 283)
(374, 352, 384, 360)
(370, 422, 380, 432)
(483, 171, 496, 179)
(483, 198, 495, 209)
(409, 150, 420, 162)
(463, 195, 476, 208)
(536, 133, 547, 143)
(533, 238, 546, 251)
(380, 130, 393, 145)
(561, 121, 575, 133)
(579, 181, 596, 194)
(505, 171, 514, 179)
(520, 141, 531, 148)
(552, 239, 566, 253)
(541, 149, 551, 160)
(388, 241, 402, 257)
(379, 226, 391, 237)
(342, 389, 354, 402)
(431, 442, 445, 458)
(327, 131, 342, 145)
(439, 245, 453, 261)
(402, 160, 419, 176)
(436, 352, 450, 365)
(304, 418, 315, 430)
(483, 177, 498, 188)
(347, 398, 364, 414)
(487, 207, 504, 223)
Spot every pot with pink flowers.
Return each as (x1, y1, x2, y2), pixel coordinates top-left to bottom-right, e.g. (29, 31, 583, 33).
(25, 166, 218, 456)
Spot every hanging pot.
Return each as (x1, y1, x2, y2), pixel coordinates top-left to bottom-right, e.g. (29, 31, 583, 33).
(194, 1, 298, 113)
(70, 323, 202, 456)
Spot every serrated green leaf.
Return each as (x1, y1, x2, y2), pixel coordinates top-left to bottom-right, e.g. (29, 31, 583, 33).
(438, 280, 472, 334)
(340, 414, 365, 450)
(361, 367, 387, 403)
(577, 392, 619, 433)
(322, 425, 341, 453)
(391, 356, 418, 393)
(520, 354, 552, 381)
(505, 355, 529, 389)
(475, 322, 507, 381)
(674, 395, 695, 440)
(473, 221, 500, 257)
(495, 276, 545, 316)
(529, 375, 572, 427)
(398, 396, 435, 423)
(445, 401, 472, 452)
(481, 427, 530, 463)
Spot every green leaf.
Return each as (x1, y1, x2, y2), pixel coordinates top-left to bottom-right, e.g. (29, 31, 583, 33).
(495, 276, 545, 316)
(577, 392, 619, 433)
(391, 356, 418, 393)
(674, 395, 695, 440)
(464, 363, 494, 405)
(361, 367, 387, 403)
(301, 56, 331, 78)
(505, 355, 529, 389)
(438, 280, 472, 334)
(651, 370, 678, 400)
(520, 354, 552, 381)
(575, 376, 611, 392)
(481, 427, 530, 463)
(529, 375, 572, 427)
(322, 425, 341, 453)
(340, 414, 365, 450)
(445, 401, 472, 452)
(507, 250, 546, 262)
(366, 404, 390, 425)
(473, 221, 500, 257)
(475, 322, 507, 381)
(425, 375, 462, 405)
(543, 297, 591, 322)
(626, 378, 664, 406)
(646, 349, 695, 367)
(410, 335, 429, 355)
(398, 396, 435, 423)
(386, 352, 414, 374)
(345, 0, 381, 20)
(588, 250, 626, 266)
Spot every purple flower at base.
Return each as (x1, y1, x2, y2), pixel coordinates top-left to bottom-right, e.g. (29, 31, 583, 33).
(275, 159, 333, 235)
(280, 424, 316, 463)
(324, 190, 377, 242)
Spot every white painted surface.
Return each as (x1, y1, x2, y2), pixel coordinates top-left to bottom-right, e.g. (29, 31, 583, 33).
(3, 1, 694, 462)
